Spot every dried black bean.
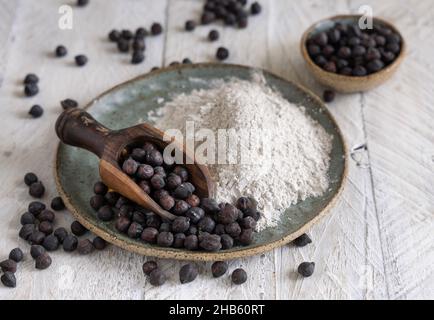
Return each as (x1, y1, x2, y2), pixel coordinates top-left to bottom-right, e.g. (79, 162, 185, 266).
(29, 231, 45, 245)
(35, 253, 52, 270)
(141, 227, 159, 243)
(220, 234, 234, 249)
(184, 235, 198, 250)
(127, 222, 143, 239)
(136, 165, 154, 179)
(298, 262, 315, 277)
(105, 191, 120, 206)
(186, 225, 197, 236)
(29, 105, 43, 118)
(131, 51, 145, 64)
(50, 196, 65, 211)
(24, 172, 38, 186)
(132, 38, 145, 51)
(54, 227, 68, 243)
(29, 181, 45, 198)
(208, 29, 219, 42)
(19, 224, 35, 240)
(61, 99, 78, 109)
(323, 90, 335, 103)
(71, 221, 87, 236)
(92, 237, 106, 250)
(172, 200, 190, 215)
(24, 73, 39, 84)
(199, 234, 221, 251)
(197, 216, 215, 233)
(122, 158, 138, 175)
(150, 174, 165, 190)
(367, 59, 384, 73)
(146, 215, 161, 229)
(185, 207, 204, 224)
(237, 228, 253, 245)
(9, 248, 24, 263)
(201, 11, 216, 25)
(38, 209, 55, 222)
(146, 149, 163, 166)
(159, 222, 171, 233)
(217, 203, 239, 225)
(293, 233, 312, 247)
(0, 259, 17, 273)
(24, 83, 39, 97)
(211, 261, 228, 278)
(77, 239, 94, 255)
(39, 221, 53, 235)
(30, 245, 45, 259)
(250, 2, 261, 14)
(200, 198, 220, 214)
(239, 216, 256, 229)
(171, 217, 190, 233)
(352, 65, 367, 76)
(20, 212, 35, 225)
(109, 29, 121, 42)
(1, 272, 16, 288)
(216, 47, 229, 61)
(173, 233, 186, 248)
(93, 181, 108, 195)
(117, 38, 130, 52)
(231, 268, 247, 284)
(149, 268, 166, 286)
(182, 58, 192, 64)
(77, 0, 89, 6)
(142, 261, 158, 275)
(225, 222, 241, 238)
(157, 231, 173, 247)
(136, 27, 148, 38)
(166, 173, 182, 190)
(173, 183, 192, 199)
(63, 235, 78, 252)
(185, 20, 196, 31)
(90, 194, 106, 211)
(186, 194, 200, 207)
(179, 263, 199, 284)
(42, 234, 59, 251)
(75, 55, 88, 66)
(55, 45, 67, 57)
(138, 180, 151, 194)
(132, 211, 146, 225)
(97, 205, 114, 222)
(115, 216, 131, 233)
(151, 23, 163, 35)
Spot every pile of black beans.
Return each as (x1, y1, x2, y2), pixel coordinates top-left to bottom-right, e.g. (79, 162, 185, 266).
(1, 173, 109, 288)
(197, 0, 261, 28)
(89, 141, 261, 252)
(306, 22, 402, 76)
(107, 23, 163, 65)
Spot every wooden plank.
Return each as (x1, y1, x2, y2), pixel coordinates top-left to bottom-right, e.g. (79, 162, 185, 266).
(0, 0, 19, 87)
(147, 0, 277, 300)
(268, 0, 387, 300)
(0, 0, 168, 299)
(348, 0, 434, 300)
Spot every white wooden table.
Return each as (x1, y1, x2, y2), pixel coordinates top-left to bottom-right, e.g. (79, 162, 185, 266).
(0, 0, 433, 300)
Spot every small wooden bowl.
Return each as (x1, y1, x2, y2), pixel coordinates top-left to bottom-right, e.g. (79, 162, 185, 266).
(300, 15, 406, 93)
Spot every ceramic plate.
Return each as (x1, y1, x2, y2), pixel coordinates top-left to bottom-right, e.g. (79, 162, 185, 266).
(55, 63, 347, 261)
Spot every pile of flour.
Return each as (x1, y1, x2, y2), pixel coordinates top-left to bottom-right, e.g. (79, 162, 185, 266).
(149, 73, 332, 231)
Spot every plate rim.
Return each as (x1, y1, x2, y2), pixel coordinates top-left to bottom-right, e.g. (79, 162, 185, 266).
(54, 62, 348, 261)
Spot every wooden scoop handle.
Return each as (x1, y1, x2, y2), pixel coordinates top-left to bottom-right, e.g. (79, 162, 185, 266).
(55, 108, 177, 221)
(55, 108, 110, 158)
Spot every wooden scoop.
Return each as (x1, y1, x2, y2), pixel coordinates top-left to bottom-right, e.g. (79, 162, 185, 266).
(55, 108, 214, 221)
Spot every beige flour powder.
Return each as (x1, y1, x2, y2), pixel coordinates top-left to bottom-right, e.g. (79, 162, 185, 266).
(149, 73, 332, 231)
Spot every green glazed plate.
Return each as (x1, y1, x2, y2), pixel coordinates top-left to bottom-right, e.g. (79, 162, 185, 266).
(55, 63, 347, 261)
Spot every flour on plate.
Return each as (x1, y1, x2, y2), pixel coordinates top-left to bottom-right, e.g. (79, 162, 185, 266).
(148, 73, 332, 231)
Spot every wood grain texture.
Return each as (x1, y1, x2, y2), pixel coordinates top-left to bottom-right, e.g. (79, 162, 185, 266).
(0, 0, 432, 299)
